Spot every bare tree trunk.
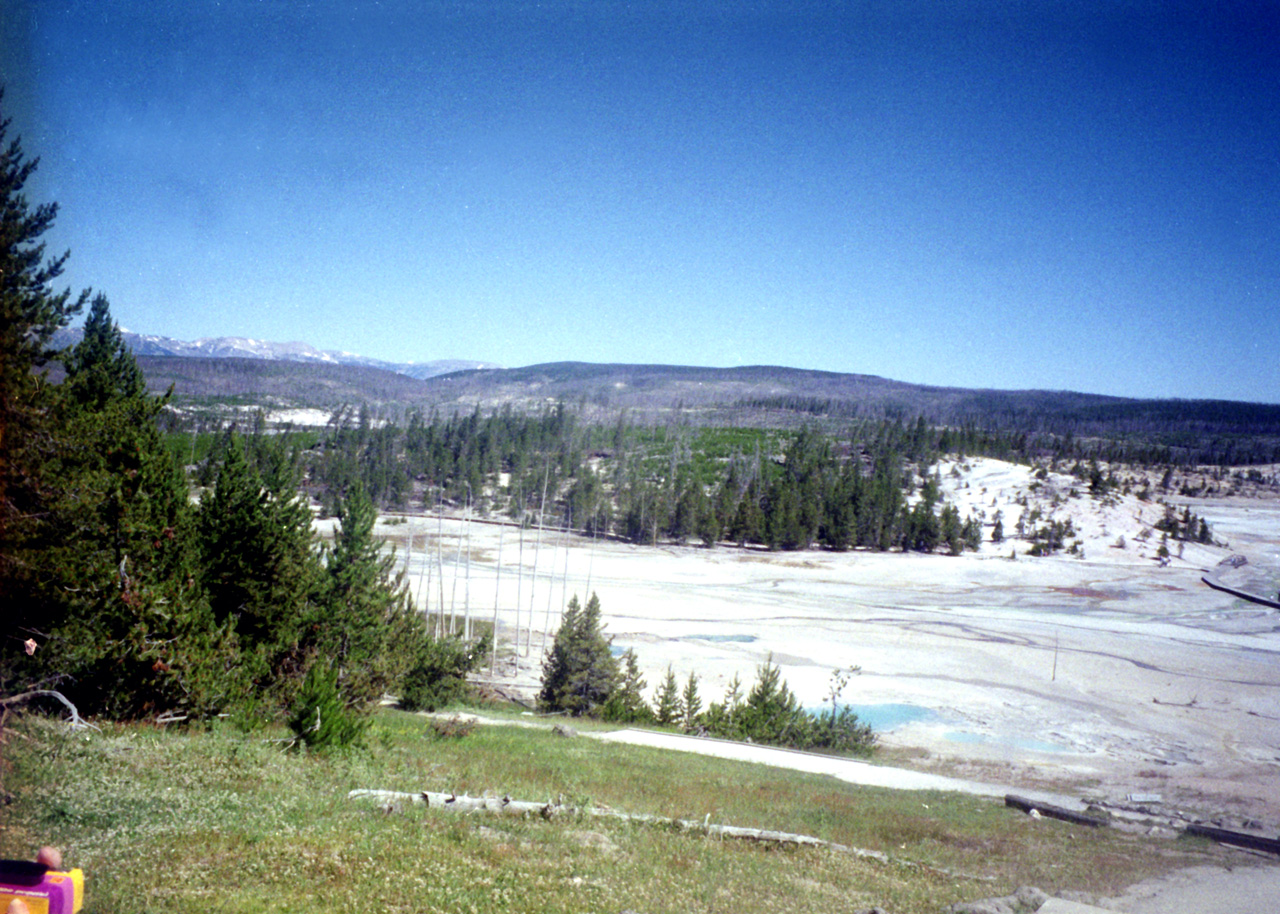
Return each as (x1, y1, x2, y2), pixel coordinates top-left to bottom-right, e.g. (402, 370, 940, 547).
(436, 491, 446, 639)
(559, 514, 571, 612)
(415, 516, 429, 620)
(527, 464, 549, 657)
(514, 506, 524, 677)
(464, 483, 472, 641)
(347, 789, 888, 861)
(450, 512, 463, 637)
(539, 519, 564, 665)
(490, 525, 503, 677)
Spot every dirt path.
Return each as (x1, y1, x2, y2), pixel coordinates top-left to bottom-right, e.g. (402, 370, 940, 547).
(593, 727, 1085, 807)
(434, 712, 1082, 805)
(1099, 863, 1280, 912)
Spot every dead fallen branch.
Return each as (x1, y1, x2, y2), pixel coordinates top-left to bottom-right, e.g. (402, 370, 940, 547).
(0, 690, 99, 731)
(1005, 794, 1107, 828)
(1184, 823, 1280, 856)
(348, 789, 888, 861)
(350, 788, 997, 882)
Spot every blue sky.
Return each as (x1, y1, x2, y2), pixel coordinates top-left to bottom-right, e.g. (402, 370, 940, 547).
(3, 1, 1277, 402)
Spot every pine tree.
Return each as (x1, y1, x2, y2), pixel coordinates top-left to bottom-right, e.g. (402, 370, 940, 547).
(198, 434, 321, 692)
(62, 293, 145, 409)
(654, 665, 683, 726)
(315, 483, 418, 704)
(600, 648, 652, 723)
(1, 92, 90, 683)
(538, 592, 619, 716)
(0, 98, 249, 716)
(940, 503, 962, 555)
(8, 291, 231, 716)
(681, 671, 703, 731)
(737, 655, 809, 747)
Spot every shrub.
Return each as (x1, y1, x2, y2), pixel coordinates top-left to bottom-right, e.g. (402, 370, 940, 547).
(287, 663, 368, 751)
(429, 715, 476, 739)
(699, 660, 875, 756)
(809, 704, 876, 756)
(400, 633, 491, 712)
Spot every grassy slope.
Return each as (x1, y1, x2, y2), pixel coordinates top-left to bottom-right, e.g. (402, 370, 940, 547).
(0, 709, 1233, 914)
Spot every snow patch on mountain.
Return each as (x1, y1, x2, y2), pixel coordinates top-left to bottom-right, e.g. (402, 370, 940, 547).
(51, 328, 499, 379)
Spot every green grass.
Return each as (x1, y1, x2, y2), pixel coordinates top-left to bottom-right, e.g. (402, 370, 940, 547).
(1, 709, 1232, 913)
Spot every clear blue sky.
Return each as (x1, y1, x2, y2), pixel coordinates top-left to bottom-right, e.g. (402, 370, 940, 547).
(3, 1, 1277, 402)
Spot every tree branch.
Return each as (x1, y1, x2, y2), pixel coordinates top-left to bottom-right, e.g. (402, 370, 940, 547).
(0, 690, 99, 731)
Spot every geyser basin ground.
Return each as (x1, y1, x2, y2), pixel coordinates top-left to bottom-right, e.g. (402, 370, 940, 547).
(373, 473, 1280, 825)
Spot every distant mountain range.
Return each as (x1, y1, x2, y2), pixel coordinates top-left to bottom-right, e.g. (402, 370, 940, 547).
(50, 328, 499, 380)
(48, 328, 1280, 462)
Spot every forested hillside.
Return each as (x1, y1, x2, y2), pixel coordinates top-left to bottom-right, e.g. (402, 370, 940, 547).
(139, 356, 1280, 467)
(297, 406, 984, 554)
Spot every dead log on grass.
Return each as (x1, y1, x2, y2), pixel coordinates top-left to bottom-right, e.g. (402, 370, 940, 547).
(1005, 794, 1108, 828)
(1184, 823, 1280, 855)
(348, 789, 889, 861)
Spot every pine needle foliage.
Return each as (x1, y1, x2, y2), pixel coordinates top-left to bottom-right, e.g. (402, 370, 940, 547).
(287, 661, 368, 751)
(399, 632, 492, 712)
(599, 648, 653, 723)
(654, 665, 683, 726)
(315, 483, 419, 704)
(197, 433, 320, 692)
(538, 592, 619, 716)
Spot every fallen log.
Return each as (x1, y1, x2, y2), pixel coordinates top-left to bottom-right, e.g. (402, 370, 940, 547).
(1184, 823, 1280, 855)
(348, 789, 889, 861)
(1005, 795, 1108, 828)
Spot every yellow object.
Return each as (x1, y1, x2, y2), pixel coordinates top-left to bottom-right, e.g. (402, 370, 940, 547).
(64, 868, 84, 913)
(0, 868, 83, 914)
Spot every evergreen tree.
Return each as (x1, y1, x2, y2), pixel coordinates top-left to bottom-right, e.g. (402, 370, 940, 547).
(315, 483, 418, 704)
(681, 671, 703, 731)
(400, 632, 492, 713)
(1, 93, 90, 679)
(940, 503, 962, 555)
(600, 648, 653, 723)
(287, 661, 368, 751)
(0, 102, 244, 717)
(62, 293, 146, 409)
(736, 655, 808, 746)
(654, 665, 683, 725)
(538, 592, 619, 716)
(8, 291, 234, 716)
(729, 479, 765, 547)
(197, 434, 321, 692)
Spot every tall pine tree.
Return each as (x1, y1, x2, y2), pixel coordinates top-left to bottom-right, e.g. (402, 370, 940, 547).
(314, 483, 418, 704)
(1, 90, 90, 667)
(198, 434, 321, 693)
(538, 592, 619, 716)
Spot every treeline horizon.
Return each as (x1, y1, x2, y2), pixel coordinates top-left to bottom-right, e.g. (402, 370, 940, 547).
(167, 399, 1251, 562)
(134, 354, 1280, 467)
